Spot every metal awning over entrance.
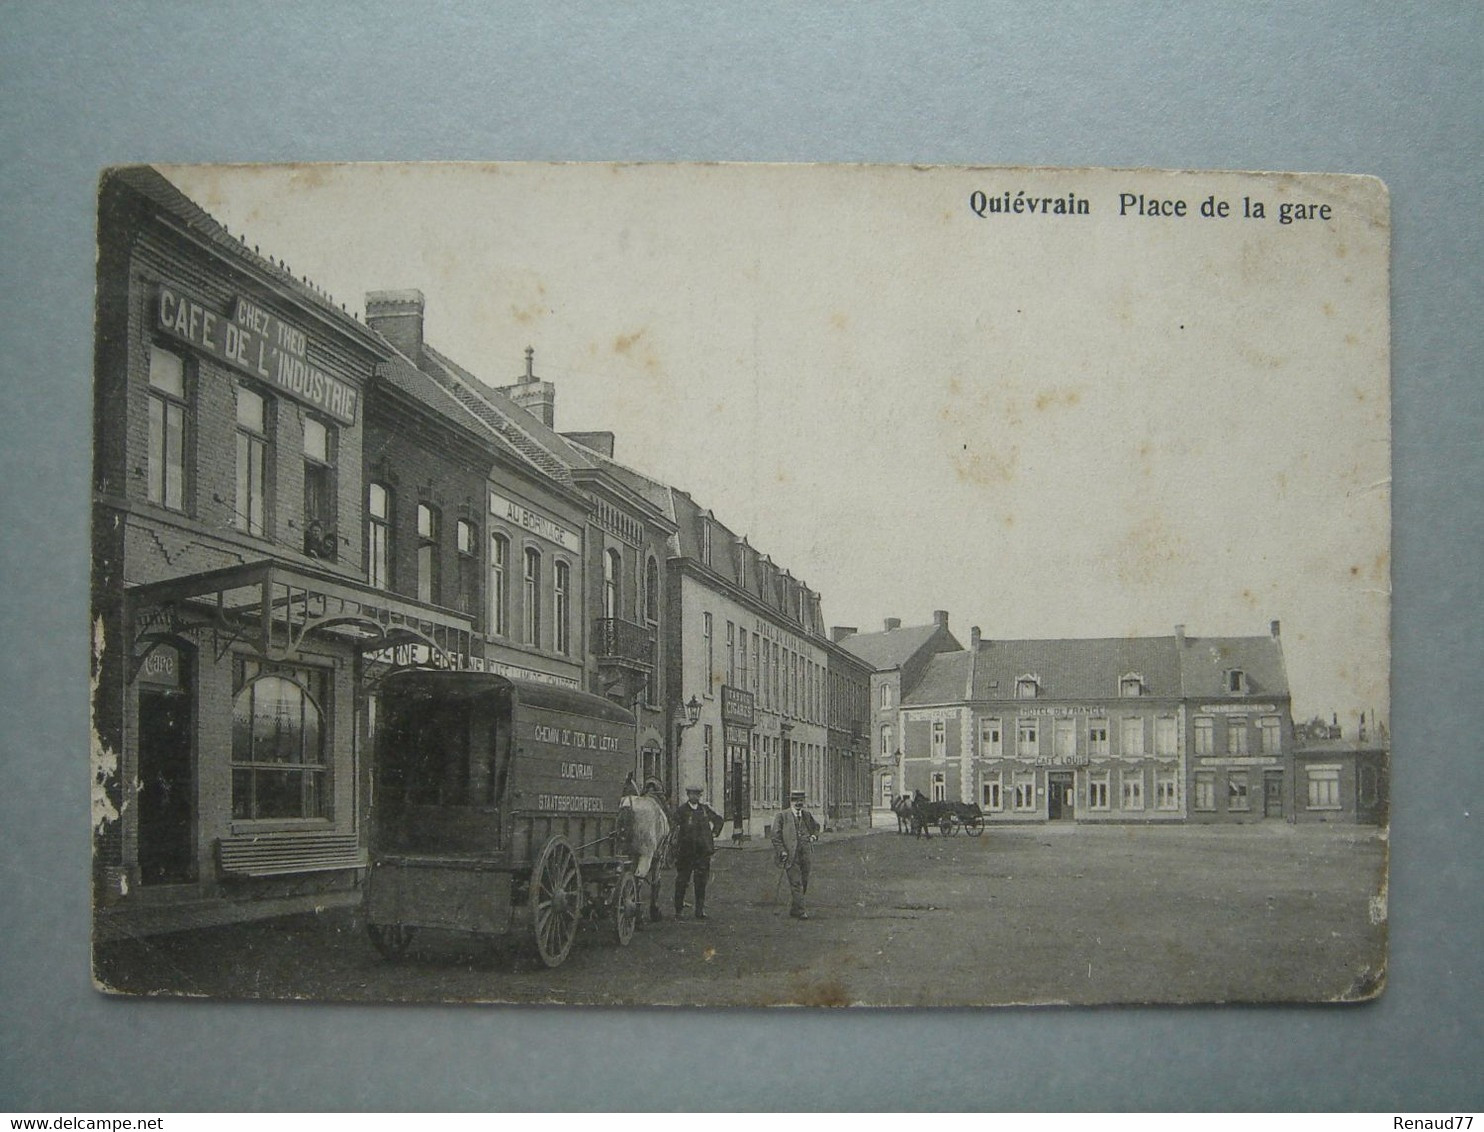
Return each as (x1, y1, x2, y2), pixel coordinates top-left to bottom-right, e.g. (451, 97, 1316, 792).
(125, 559, 476, 680)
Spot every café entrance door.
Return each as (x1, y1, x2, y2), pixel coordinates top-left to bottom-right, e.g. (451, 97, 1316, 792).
(137, 683, 195, 884)
(1047, 771, 1075, 821)
(1264, 771, 1284, 818)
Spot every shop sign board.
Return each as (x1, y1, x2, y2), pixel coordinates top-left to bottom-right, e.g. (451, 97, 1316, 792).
(137, 644, 180, 687)
(1197, 757, 1280, 768)
(366, 642, 478, 672)
(154, 285, 360, 425)
(1032, 753, 1090, 767)
(485, 659, 580, 689)
(488, 489, 579, 552)
(721, 684, 755, 726)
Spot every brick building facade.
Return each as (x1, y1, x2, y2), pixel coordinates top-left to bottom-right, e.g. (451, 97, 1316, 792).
(662, 493, 871, 834)
(851, 621, 1295, 825)
(93, 169, 475, 938)
(835, 614, 963, 817)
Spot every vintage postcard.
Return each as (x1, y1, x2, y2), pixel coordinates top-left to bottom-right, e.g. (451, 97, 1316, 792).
(91, 163, 1389, 1006)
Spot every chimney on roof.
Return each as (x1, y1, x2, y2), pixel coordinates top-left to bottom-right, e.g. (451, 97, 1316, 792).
(1270, 619, 1281, 638)
(495, 347, 557, 428)
(831, 626, 857, 644)
(562, 431, 616, 458)
(884, 617, 901, 632)
(1175, 624, 1186, 646)
(933, 610, 949, 628)
(965, 628, 980, 698)
(365, 289, 426, 363)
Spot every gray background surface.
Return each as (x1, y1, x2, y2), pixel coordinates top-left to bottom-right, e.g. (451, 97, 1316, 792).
(1, 1, 1479, 1112)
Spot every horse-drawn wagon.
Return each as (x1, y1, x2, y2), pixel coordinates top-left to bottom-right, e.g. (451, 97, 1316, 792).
(935, 801, 985, 836)
(363, 670, 647, 968)
(905, 792, 986, 837)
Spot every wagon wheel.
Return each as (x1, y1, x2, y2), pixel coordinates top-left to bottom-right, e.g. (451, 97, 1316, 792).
(965, 814, 985, 836)
(530, 835, 583, 968)
(612, 871, 639, 947)
(366, 922, 416, 961)
(939, 815, 957, 836)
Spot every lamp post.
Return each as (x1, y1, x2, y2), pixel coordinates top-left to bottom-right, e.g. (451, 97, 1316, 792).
(673, 694, 702, 797)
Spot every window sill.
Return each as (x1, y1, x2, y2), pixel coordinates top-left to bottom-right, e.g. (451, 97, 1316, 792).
(117, 500, 364, 581)
(229, 818, 338, 835)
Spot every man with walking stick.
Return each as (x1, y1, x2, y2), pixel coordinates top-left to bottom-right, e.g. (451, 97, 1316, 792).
(771, 789, 820, 920)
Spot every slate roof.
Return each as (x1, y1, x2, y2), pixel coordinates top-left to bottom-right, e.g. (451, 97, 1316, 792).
(898, 630, 1291, 706)
(415, 345, 579, 488)
(902, 650, 973, 705)
(838, 623, 950, 671)
(970, 635, 1184, 702)
(373, 351, 542, 474)
(1176, 633, 1289, 700)
(110, 166, 381, 351)
(560, 436, 679, 529)
(666, 487, 823, 633)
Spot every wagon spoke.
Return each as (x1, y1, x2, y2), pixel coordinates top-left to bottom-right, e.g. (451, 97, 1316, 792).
(530, 835, 582, 968)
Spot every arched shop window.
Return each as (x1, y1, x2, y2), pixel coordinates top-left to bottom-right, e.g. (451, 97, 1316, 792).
(231, 663, 327, 820)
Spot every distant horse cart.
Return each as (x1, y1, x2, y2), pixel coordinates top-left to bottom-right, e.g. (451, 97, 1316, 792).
(936, 801, 985, 836)
(363, 670, 651, 968)
(909, 792, 985, 838)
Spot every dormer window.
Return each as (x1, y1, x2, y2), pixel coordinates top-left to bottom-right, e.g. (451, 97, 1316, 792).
(1119, 673, 1145, 698)
(1014, 674, 1040, 699)
(1226, 669, 1247, 694)
(700, 519, 712, 566)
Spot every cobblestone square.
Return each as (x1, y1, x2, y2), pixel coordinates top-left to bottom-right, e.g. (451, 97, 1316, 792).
(95, 823, 1386, 1007)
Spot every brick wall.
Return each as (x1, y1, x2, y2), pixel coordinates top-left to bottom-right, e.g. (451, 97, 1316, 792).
(364, 393, 490, 622)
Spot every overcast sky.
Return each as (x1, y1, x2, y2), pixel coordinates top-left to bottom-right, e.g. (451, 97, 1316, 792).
(162, 163, 1390, 724)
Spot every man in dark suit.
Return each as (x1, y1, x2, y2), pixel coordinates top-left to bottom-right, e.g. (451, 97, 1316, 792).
(672, 785, 725, 920)
(771, 788, 821, 919)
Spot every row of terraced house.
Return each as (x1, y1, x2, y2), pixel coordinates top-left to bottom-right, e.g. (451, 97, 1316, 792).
(91, 168, 1385, 938)
(92, 167, 873, 937)
(839, 615, 1388, 827)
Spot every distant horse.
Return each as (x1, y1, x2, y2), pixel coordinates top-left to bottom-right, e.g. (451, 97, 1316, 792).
(890, 795, 915, 834)
(619, 791, 673, 923)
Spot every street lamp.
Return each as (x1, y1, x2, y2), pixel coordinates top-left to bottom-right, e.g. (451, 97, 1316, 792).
(675, 694, 702, 754)
(670, 693, 703, 800)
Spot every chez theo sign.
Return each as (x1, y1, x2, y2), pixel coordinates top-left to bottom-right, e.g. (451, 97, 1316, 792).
(155, 285, 360, 425)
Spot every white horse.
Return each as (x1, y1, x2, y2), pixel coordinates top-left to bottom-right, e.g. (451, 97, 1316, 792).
(619, 792, 673, 922)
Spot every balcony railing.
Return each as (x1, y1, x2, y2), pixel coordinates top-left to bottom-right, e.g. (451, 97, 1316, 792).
(591, 618, 655, 668)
